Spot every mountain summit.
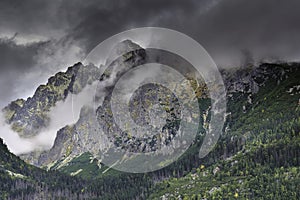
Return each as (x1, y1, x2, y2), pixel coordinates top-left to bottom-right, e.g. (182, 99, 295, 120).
(0, 40, 299, 199)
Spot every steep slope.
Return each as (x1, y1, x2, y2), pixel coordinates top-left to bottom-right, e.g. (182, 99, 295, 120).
(20, 40, 209, 172)
(1, 38, 299, 199)
(20, 40, 148, 167)
(0, 137, 99, 199)
(0, 137, 154, 200)
(32, 62, 298, 200)
(2, 62, 101, 137)
(148, 63, 300, 199)
(43, 62, 299, 177)
(39, 62, 300, 199)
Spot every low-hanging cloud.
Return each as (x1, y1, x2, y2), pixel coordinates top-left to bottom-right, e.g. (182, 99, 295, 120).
(0, 82, 98, 155)
(1, 0, 300, 154)
(0, 36, 85, 108)
(1, 0, 300, 108)
(63, 0, 300, 68)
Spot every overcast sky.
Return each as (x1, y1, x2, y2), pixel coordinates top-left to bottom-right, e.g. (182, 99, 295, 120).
(1, 0, 300, 107)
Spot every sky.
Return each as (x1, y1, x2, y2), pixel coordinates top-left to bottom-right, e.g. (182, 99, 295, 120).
(0, 0, 300, 109)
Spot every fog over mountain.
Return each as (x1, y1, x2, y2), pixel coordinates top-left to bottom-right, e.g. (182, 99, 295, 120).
(0, 81, 98, 154)
(1, 0, 300, 108)
(0, 2, 300, 199)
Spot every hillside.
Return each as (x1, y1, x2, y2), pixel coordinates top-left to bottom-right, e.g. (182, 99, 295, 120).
(0, 137, 97, 199)
(148, 63, 300, 199)
(44, 62, 300, 199)
(0, 137, 154, 199)
(0, 40, 299, 199)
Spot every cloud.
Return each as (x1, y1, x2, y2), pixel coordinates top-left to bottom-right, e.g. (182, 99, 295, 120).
(0, 113, 34, 154)
(47, 0, 300, 68)
(188, 0, 300, 66)
(0, 36, 85, 108)
(68, 0, 203, 52)
(0, 37, 42, 108)
(1, 0, 300, 153)
(1, 0, 300, 70)
(0, 0, 69, 39)
(0, 82, 98, 155)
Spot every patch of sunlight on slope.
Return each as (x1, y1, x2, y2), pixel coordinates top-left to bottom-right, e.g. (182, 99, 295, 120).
(5, 169, 27, 179)
(70, 169, 83, 176)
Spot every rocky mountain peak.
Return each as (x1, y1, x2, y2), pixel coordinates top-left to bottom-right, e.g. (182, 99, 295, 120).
(2, 62, 101, 137)
(111, 39, 142, 56)
(105, 39, 143, 66)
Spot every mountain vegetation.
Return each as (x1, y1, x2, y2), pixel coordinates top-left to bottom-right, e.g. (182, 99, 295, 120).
(0, 42, 299, 199)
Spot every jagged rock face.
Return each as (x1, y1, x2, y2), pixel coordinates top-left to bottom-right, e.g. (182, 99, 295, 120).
(2, 63, 101, 137)
(97, 83, 182, 153)
(2, 99, 25, 123)
(19, 40, 208, 167)
(105, 39, 143, 66)
(11, 39, 300, 170)
(20, 41, 148, 166)
(223, 63, 295, 96)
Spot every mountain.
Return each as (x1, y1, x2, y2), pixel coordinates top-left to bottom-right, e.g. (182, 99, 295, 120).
(19, 40, 148, 168)
(0, 137, 154, 199)
(55, 61, 300, 199)
(0, 40, 299, 199)
(148, 63, 300, 199)
(19, 40, 207, 172)
(3, 62, 101, 137)
(0, 137, 96, 199)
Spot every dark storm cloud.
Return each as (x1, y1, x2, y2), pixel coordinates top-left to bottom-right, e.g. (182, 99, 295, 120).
(0, 36, 46, 72)
(0, 37, 43, 107)
(62, 0, 203, 52)
(0, 0, 202, 107)
(1, 0, 300, 65)
(191, 0, 300, 66)
(0, 36, 84, 109)
(1, 0, 300, 107)
(0, 0, 68, 38)
(66, 0, 300, 66)
(0, 0, 84, 107)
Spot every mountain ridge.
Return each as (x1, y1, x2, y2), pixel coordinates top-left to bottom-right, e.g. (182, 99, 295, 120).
(0, 40, 299, 199)
(2, 62, 101, 138)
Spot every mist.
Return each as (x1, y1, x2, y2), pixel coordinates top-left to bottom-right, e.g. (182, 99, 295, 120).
(0, 82, 98, 155)
(0, 36, 85, 109)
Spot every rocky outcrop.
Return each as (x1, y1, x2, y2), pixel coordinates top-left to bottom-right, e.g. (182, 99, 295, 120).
(2, 62, 101, 137)
(12, 39, 300, 171)
(20, 40, 148, 166)
(223, 63, 298, 96)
